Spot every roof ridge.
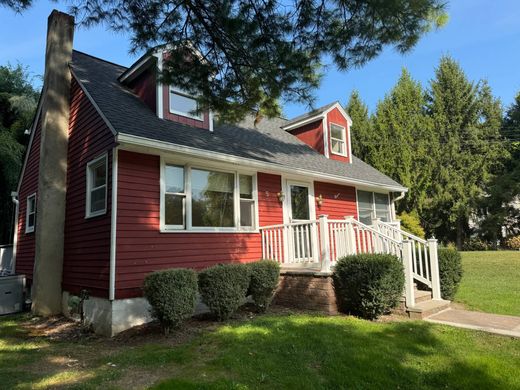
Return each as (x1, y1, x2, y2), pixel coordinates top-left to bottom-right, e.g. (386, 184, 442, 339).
(72, 49, 129, 70)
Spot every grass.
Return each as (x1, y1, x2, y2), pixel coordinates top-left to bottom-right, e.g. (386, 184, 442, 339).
(455, 251, 520, 316)
(1, 312, 519, 389)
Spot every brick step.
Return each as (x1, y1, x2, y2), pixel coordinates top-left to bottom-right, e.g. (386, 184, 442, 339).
(407, 299, 451, 320)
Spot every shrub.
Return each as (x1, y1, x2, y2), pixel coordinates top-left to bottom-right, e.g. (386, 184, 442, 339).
(198, 263, 251, 320)
(438, 248, 463, 300)
(506, 235, 520, 250)
(247, 260, 280, 312)
(143, 268, 198, 335)
(333, 254, 404, 320)
(462, 237, 490, 251)
(398, 211, 425, 239)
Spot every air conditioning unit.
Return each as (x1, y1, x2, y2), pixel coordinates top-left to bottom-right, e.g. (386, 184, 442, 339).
(0, 274, 25, 315)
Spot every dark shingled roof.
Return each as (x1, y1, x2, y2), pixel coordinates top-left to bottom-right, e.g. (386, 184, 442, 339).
(70, 50, 406, 191)
(281, 101, 338, 128)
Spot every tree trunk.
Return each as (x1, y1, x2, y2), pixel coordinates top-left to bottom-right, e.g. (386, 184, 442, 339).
(456, 217, 464, 250)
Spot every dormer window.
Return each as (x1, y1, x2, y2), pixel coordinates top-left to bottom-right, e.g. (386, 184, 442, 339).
(169, 87, 202, 121)
(330, 123, 347, 156)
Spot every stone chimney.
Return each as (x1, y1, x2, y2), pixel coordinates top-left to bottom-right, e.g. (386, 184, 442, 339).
(31, 10, 74, 315)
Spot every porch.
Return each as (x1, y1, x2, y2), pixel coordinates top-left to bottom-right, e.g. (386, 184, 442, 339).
(260, 216, 447, 312)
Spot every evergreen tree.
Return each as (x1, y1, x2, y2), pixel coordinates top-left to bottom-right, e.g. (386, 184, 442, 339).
(371, 69, 435, 214)
(345, 90, 374, 162)
(425, 56, 502, 248)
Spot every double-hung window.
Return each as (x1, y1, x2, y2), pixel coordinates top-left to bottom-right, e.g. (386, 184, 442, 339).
(169, 87, 203, 121)
(86, 154, 108, 218)
(162, 163, 257, 231)
(330, 123, 347, 156)
(357, 190, 390, 224)
(26, 193, 36, 233)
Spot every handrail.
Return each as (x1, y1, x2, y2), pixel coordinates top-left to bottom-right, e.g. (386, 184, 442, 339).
(376, 220, 427, 244)
(329, 218, 403, 245)
(259, 220, 319, 230)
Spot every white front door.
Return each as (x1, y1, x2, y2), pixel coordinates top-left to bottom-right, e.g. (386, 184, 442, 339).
(286, 182, 317, 262)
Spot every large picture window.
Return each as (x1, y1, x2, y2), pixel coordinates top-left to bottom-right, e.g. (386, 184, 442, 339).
(162, 163, 257, 231)
(86, 154, 108, 218)
(357, 190, 390, 224)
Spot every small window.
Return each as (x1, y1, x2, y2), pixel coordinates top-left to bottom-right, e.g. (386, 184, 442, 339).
(86, 154, 108, 218)
(357, 190, 390, 224)
(169, 87, 202, 120)
(164, 165, 185, 228)
(239, 175, 255, 229)
(26, 193, 36, 233)
(330, 123, 347, 156)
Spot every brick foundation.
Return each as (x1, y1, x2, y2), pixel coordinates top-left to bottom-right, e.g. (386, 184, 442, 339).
(273, 272, 338, 315)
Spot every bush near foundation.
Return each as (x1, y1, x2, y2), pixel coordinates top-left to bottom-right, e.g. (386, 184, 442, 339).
(143, 268, 198, 335)
(198, 263, 251, 320)
(438, 248, 463, 300)
(333, 254, 404, 320)
(247, 260, 280, 312)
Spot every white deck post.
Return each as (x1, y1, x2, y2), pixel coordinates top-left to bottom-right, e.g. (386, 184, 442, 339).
(319, 215, 331, 272)
(428, 239, 442, 300)
(402, 240, 415, 307)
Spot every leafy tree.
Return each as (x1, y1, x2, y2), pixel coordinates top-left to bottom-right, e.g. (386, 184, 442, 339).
(425, 57, 503, 249)
(371, 69, 435, 214)
(2, 0, 447, 121)
(0, 63, 39, 244)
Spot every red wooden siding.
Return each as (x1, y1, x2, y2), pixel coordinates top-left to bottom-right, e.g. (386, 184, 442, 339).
(327, 107, 350, 163)
(128, 67, 156, 113)
(14, 119, 41, 280)
(62, 78, 116, 298)
(115, 151, 283, 299)
(162, 85, 210, 129)
(314, 181, 358, 220)
(289, 119, 324, 154)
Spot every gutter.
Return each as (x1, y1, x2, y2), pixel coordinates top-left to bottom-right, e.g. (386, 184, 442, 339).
(109, 148, 118, 301)
(11, 192, 19, 273)
(117, 133, 408, 193)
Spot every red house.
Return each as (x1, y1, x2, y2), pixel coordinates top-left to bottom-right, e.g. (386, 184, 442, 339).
(12, 11, 446, 335)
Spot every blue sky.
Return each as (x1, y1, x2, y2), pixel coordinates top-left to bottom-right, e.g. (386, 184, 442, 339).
(1, 0, 520, 118)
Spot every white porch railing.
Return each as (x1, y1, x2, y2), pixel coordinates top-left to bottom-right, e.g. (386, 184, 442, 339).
(259, 215, 442, 307)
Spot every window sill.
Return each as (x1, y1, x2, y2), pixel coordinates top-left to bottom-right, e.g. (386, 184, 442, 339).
(85, 210, 107, 219)
(330, 151, 348, 158)
(169, 109, 204, 122)
(160, 227, 259, 234)
(25, 228, 35, 234)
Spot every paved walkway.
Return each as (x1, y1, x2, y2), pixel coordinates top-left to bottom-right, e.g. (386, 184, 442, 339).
(426, 308, 520, 338)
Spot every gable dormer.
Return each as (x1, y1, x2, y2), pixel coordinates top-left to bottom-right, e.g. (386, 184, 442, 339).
(282, 102, 353, 163)
(119, 49, 212, 131)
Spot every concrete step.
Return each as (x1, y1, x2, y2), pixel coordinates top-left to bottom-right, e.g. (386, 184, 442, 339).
(407, 299, 451, 320)
(414, 289, 433, 303)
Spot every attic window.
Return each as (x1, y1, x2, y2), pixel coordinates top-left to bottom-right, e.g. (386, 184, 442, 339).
(330, 123, 347, 156)
(169, 87, 203, 121)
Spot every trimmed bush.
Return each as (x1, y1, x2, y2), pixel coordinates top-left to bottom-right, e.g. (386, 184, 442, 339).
(506, 235, 520, 250)
(398, 211, 425, 239)
(438, 248, 463, 300)
(198, 263, 251, 320)
(247, 260, 280, 312)
(462, 237, 490, 251)
(143, 268, 198, 335)
(333, 254, 404, 320)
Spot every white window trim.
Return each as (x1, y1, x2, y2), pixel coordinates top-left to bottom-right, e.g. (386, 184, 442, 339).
(168, 87, 204, 121)
(160, 158, 259, 233)
(330, 122, 347, 157)
(86, 153, 108, 219)
(25, 193, 36, 233)
(355, 189, 391, 223)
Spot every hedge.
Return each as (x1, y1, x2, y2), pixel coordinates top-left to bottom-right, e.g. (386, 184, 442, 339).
(198, 263, 251, 320)
(438, 247, 463, 300)
(143, 268, 198, 334)
(333, 253, 404, 320)
(247, 260, 280, 312)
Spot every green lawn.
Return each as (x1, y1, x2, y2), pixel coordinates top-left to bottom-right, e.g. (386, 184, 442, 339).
(1, 313, 519, 389)
(456, 251, 520, 316)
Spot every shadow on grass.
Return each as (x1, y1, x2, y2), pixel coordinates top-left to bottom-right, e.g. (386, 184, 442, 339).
(1, 313, 518, 389)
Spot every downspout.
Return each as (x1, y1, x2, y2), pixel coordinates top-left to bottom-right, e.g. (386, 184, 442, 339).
(11, 192, 19, 274)
(392, 191, 406, 222)
(109, 148, 118, 301)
